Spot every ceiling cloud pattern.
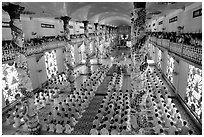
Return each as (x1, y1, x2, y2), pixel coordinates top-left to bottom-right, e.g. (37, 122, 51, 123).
(2, 2, 194, 27)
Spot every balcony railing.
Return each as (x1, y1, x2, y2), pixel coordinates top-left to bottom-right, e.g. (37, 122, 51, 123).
(2, 36, 97, 63)
(149, 37, 202, 66)
(2, 41, 66, 62)
(2, 33, 118, 63)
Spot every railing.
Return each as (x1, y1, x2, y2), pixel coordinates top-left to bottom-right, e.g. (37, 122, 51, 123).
(2, 41, 66, 62)
(149, 37, 202, 66)
(2, 33, 117, 63)
(2, 36, 97, 63)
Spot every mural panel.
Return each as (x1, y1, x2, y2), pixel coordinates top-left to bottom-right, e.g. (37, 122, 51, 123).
(167, 54, 174, 84)
(45, 50, 58, 79)
(70, 45, 75, 65)
(2, 63, 21, 104)
(186, 65, 202, 120)
(80, 42, 86, 64)
(157, 48, 162, 70)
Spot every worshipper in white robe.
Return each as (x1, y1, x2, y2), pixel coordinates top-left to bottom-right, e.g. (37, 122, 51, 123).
(90, 125, 99, 135)
(41, 119, 48, 131)
(154, 121, 163, 134)
(167, 121, 177, 135)
(100, 124, 109, 135)
(64, 121, 73, 134)
(159, 128, 166, 135)
(93, 116, 100, 129)
(55, 121, 64, 134)
(110, 125, 119, 135)
(180, 121, 190, 135)
(164, 115, 172, 128)
(174, 116, 182, 129)
(48, 120, 55, 132)
(5, 114, 13, 125)
(13, 115, 21, 128)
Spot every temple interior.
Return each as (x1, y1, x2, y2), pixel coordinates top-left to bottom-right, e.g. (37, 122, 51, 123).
(1, 2, 202, 135)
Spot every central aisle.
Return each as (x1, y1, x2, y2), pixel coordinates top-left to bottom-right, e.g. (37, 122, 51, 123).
(71, 70, 113, 134)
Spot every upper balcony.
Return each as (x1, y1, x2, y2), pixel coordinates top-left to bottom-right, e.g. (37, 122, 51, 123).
(149, 36, 202, 67)
(2, 33, 117, 64)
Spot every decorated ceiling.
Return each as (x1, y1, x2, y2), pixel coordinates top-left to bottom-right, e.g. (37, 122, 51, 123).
(2, 2, 194, 26)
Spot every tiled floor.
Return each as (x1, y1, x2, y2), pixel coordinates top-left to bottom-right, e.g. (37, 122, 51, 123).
(150, 65, 202, 135)
(2, 58, 202, 135)
(71, 76, 112, 135)
(172, 98, 202, 135)
(2, 63, 101, 135)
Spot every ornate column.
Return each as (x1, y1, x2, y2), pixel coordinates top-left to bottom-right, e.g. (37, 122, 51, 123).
(110, 26, 115, 49)
(60, 16, 76, 92)
(100, 24, 106, 60)
(108, 26, 111, 38)
(82, 20, 90, 56)
(130, 13, 135, 45)
(60, 16, 71, 41)
(105, 25, 111, 58)
(94, 23, 100, 64)
(82, 20, 91, 75)
(3, 3, 40, 134)
(132, 2, 146, 51)
(130, 2, 148, 95)
(105, 25, 109, 41)
(130, 3, 154, 129)
(94, 23, 99, 36)
(101, 24, 106, 40)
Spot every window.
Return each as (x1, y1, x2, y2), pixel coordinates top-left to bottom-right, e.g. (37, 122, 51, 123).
(69, 25, 74, 29)
(45, 50, 58, 79)
(169, 16, 177, 23)
(186, 65, 202, 120)
(159, 21, 163, 25)
(2, 63, 21, 104)
(166, 54, 174, 84)
(2, 21, 10, 28)
(193, 8, 202, 18)
(41, 23, 55, 28)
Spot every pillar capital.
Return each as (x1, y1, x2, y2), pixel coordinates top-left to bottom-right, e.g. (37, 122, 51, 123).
(60, 16, 71, 41)
(82, 20, 89, 37)
(94, 23, 99, 30)
(94, 22, 98, 26)
(60, 16, 71, 24)
(82, 20, 89, 27)
(133, 2, 146, 9)
(3, 3, 24, 20)
(101, 24, 105, 28)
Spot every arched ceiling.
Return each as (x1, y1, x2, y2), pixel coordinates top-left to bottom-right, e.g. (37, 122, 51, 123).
(2, 2, 195, 27)
(2, 2, 133, 27)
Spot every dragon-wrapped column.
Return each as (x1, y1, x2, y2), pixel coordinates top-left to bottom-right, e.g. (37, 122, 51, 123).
(83, 20, 92, 75)
(3, 3, 40, 134)
(60, 16, 76, 92)
(131, 2, 148, 95)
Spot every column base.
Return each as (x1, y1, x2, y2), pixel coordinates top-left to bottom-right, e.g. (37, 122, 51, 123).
(28, 123, 41, 135)
(26, 113, 40, 135)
